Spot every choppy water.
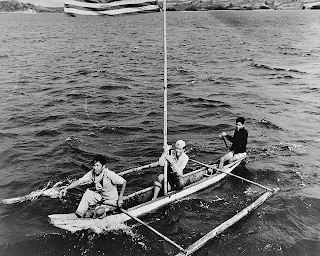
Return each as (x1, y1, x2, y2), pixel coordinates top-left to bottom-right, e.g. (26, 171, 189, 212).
(0, 10, 320, 256)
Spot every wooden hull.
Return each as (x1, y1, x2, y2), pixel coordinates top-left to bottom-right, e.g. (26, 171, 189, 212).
(48, 160, 243, 232)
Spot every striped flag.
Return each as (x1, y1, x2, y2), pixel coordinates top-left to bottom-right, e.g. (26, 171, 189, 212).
(64, 0, 162, 16)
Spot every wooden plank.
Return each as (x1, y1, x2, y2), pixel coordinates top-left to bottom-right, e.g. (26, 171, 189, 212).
(176, 188, 279, 256)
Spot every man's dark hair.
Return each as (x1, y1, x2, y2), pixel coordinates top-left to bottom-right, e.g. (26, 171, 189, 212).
(93, 154, 107, 165)
(236, 117, 245, 124)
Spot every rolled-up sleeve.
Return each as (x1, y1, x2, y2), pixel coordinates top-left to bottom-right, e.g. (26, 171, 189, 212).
(108, 171, 125, 185)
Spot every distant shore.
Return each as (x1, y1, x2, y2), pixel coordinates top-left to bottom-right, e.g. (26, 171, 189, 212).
(167, 0, 320, 11)
(0, 9, 37, 14)
(1, 0, 320, 13)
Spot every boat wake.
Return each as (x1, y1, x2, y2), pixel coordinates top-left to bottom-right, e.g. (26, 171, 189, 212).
(89, 218, 132, 234)
(0, 181, 67, 205)
(244, 187, 259, 196)
(251, 62, 306, 74)
(249, 141, 307, 161)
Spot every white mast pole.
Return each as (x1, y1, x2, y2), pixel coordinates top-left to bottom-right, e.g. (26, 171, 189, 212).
(163, 0, 168, 195)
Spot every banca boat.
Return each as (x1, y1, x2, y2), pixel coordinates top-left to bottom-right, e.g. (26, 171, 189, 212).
(49, 159, 244, 232)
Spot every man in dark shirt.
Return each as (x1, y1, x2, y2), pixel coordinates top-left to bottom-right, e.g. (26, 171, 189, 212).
(218, 117, 248, 169)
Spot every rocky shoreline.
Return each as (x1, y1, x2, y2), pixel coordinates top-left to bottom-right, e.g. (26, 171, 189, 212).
(167, 0, 320, 11)
(0, 1, 63, 13)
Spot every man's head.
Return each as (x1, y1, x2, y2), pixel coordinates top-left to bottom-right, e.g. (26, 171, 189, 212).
(236, 117, 245, 131)
(175, 140, 186, 157)
(92, 154, 106, 175)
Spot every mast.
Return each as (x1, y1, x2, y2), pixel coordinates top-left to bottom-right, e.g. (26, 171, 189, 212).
(163, 0, 168, 195)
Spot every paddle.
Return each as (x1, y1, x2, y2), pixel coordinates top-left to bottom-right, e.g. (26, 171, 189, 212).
(222, 136, 229, 149)
(189, 159, 273, 192)
(100, 202, 186, 253)
(120, 208, 186, 253)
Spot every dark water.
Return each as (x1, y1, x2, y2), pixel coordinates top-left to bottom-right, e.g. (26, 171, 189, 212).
(0, 10, 320, 256)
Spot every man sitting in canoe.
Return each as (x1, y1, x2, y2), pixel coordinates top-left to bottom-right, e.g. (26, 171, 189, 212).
(60, 154, 127, 218)
(152, 140, 189, 200)
(218, 117, 248, 169)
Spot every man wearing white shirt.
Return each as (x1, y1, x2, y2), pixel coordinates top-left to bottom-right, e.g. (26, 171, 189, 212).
(60, 154, 127, 218)
(152, 140, 189, 200)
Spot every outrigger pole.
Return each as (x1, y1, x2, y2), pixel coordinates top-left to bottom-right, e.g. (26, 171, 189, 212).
(190, 159, 273, 192)
(163, 0, 168, 195)
(175, 189, 279, 256)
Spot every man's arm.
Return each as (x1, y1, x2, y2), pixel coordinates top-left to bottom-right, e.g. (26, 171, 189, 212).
(158, 145, 172, 166)
(220, 132, 234, 143)
(60, 171, 92, 197)
(60, 179, 83, 197)
(117, 179, 127, 207)
(167, 154, 189, 175)
(225, 132, 235, 143)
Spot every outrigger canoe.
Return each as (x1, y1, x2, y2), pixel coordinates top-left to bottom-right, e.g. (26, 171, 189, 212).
(48, 158, 244, 232)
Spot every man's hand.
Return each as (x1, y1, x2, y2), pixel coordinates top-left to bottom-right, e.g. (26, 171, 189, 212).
(219, 132, 227, 138)
(163, 144, 172, 153)
(165, 154, 174, 164)
(59, 188, 67, 198)
(117, 198, 123, 208)
(95, 183, 102, 191)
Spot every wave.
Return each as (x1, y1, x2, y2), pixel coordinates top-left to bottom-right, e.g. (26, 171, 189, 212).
(174, 123, 219, 133)
(99, 84, 131, 90)
(43, 99, 67, 107)
(279, 46, 316, 58)
(66, 92, 89, 99)
(277, 142, 306, 153)
(0, 54, 9, 58)
(0, 180, 30, 189)
(181, 97, 230, 109)
(60, 122, 86, 132)
(0, 132, 19, 139)
(265, 197, 320, 243)
(35, 129, 61, 137)
(270, 74, 295, 79)
(251, 62, 306, 74)
(75, 68, 94, 76)
(0, 227, 146, 256)
(258, 119, 283, 130)
(66, 79, 77, 84)
(300, 87, 320, 93)
(100, 125, 145, 135)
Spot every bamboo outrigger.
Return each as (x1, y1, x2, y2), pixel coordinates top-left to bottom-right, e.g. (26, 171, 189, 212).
(175, 188, 279, 256)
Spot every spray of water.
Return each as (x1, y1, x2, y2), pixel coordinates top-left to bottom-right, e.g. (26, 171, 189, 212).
(0, 180, 68, 205)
